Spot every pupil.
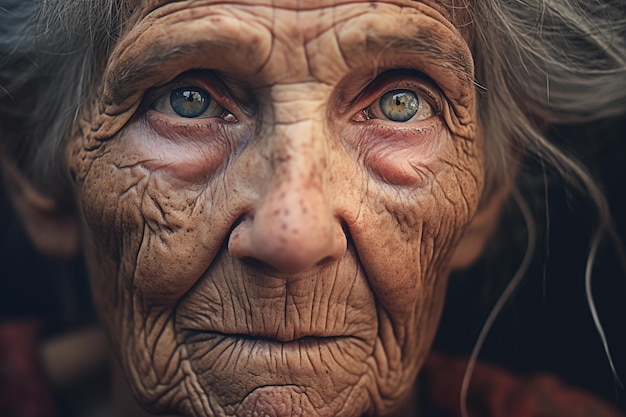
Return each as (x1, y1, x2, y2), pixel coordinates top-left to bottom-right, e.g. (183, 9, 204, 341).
(170, 87, 210, 118)
(380, 89, 419, 122)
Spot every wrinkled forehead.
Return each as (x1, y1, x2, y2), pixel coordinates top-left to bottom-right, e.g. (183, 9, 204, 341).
(112, 0, 474, 80)
(126, 0, 472, 37)
(131, 0, 460, 12)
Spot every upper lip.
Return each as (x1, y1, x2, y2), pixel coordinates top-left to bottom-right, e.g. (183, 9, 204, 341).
(182, 329, 359, 348)
(183, 329, 345, 343)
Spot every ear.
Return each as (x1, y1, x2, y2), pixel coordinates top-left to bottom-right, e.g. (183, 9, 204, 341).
(1, 158, 80, 259)
(450, 173, 516, 271)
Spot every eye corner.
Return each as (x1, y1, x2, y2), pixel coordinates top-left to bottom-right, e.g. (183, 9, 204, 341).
(415, 85, 444, 115)
(351, 109, 369, 123)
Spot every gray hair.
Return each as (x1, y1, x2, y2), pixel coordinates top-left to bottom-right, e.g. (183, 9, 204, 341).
(0, 0, 128, 202)
(2, 0, 626, 197)
(2, 0, 625, 201)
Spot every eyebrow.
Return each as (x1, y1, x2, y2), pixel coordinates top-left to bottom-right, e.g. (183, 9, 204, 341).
(104, 5, 272, 106)
(106, 37, 269, 108)
(352, 31, 472, 84)
(108, 43, 212, 102)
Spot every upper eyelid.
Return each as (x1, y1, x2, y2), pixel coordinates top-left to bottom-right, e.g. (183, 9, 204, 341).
(140, 71, 443, 119)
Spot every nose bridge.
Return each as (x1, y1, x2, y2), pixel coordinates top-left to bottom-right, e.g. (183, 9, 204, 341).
(261, 88, 334, 216)
(270, 118, 325, 196)
(228, 103, 347, 275)
(258, 117, 337, 259)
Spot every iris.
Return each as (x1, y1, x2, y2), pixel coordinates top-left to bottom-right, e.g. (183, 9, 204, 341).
(380, 90, 419, 122)
(170, 87, 211, 118)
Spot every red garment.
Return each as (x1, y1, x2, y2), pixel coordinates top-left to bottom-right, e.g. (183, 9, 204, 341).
(422, 351, 623, 417)
(0, 321, 58, 417)
(0, 321, 622, 417)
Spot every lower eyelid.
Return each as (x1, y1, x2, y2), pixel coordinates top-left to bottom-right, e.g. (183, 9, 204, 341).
(146, 109, 224, 142)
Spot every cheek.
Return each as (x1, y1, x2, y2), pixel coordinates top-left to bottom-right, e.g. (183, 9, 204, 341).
(74, 119, 247, 307)
(351, 124, 483, 332)
(323, 122, 484, 408)
(347, 119, 447, 186)
(69, 117, 263, 413)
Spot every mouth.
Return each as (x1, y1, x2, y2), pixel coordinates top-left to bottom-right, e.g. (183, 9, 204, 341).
(183, 329, 356, 348)
(179, 327, 374, 412)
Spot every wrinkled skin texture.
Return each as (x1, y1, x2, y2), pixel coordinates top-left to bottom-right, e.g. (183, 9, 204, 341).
(67, 1, 482, 416)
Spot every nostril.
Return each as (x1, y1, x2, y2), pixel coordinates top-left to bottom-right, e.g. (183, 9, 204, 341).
(230, 214, 248, 232)
(316, 256, 336, 268)
(241, 254, 340, 277)
(240, 256, 275, 273)
(228, 192, 349, 275)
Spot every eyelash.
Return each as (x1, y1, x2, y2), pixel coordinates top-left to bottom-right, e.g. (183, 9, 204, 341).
(352, 72, 442, 124)
(143, 77, 238, 123)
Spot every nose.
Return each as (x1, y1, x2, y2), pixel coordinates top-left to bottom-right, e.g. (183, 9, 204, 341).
(228, 122, 347, 275)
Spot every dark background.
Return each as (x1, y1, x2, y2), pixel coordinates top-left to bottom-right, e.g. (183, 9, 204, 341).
(1, 117, 625, 411)
(436, 117, 626, 409)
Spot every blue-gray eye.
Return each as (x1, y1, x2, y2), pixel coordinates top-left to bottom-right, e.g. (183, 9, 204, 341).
(379, 89, 419, 122)
(170, 87, 211, 118)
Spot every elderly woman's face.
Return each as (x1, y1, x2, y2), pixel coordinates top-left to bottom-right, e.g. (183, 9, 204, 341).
(68, 0, 482, 415)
